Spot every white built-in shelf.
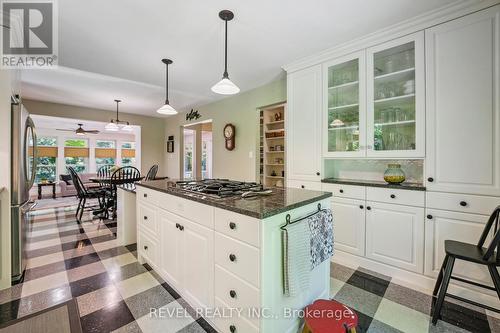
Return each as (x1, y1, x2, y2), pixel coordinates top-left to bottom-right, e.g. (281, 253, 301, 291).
(266, 136, 285, 140)
(266, 163, 285, 166)
(374, 93, 415, 104)
(266, 120, 285, 125)
(265, 129, 285, 134)
(266, 150, 285, 153)
(266, 176, 284, 179)
(374, 67, 415, 80)
(329, 81, 359, 90)
(374, 120, 416, 127)
(329, 103, 359, 111)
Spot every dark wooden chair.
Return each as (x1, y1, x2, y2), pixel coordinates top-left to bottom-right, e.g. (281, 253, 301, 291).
(145, 165, 158, 181)
(107, 166, 141, 218)
(97, 165, 113, 188)
(432, 205, 500, 324)
(68, 167, 106, 222)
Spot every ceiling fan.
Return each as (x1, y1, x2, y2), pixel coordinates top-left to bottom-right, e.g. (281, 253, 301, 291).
(56, 123, 100, 135)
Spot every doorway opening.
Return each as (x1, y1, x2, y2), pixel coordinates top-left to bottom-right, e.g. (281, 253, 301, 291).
(182, 120, 212, 179)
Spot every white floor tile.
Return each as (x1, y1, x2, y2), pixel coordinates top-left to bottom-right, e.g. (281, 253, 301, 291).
(115, 272, 159, 299)
(136, 300, 195, 333)
(374, 298, 430, 333)
(26, 252, 64, 269)
(21, 271, 69, 298)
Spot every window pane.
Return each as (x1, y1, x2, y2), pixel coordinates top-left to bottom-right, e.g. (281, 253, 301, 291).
(96, 140, 115, 148)
(65, 157, 87, 173)
(37, 137, 57, 146)
(121, 142, 136, 149)
(64, 139, 88, 147)
(96, 157, 115, 169)
(121, 157, 136, 166)
(35, 156, 56, 183)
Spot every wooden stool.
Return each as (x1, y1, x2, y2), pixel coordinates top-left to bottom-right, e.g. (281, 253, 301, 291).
(302, 299, 358, 333)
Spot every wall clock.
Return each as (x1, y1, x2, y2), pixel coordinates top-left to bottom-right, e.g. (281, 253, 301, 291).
(223, 123, 235, 151)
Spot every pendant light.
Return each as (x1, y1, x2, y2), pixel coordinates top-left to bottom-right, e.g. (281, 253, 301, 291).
(157, 59, 178, 115)
(105, 99, 133, 131)
(211, 10, 240, 95)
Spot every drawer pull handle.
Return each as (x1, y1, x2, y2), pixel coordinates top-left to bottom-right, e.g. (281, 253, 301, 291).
(460, 201, 467, 207)
(175, 223, 179, 229)
(143, 216, 148, 220)
(390, 194, 396, 199)
(427, 177, 434, 182)
(427, 215, 433, 220)
(229, 222, 236, 230)
(316, 172, 320, 176)
(179, 225, 184, 231)
(143, 245, 148, 251)
(339, 189, 344, 193)
(229, 254, 237, 262)
(301, 185, 305, 189)
(143, 193, 147, 198)
(229, 290, 237, 298)
(229, 325, 236, 333)
(359, 205, 364, 209)
(366, 206, 371, 211)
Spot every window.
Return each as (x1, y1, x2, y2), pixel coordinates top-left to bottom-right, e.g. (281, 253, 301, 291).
(121, 157, 136, 167)
(95, 140, 116, 169)
(96, 158, 115, 170)
(35, 136, 57, 183)
(121, 142, 136, 166)
(65, 138, 88, 173)
(121, 142, 135, 149)
(183, 129, 194, 179)
(96, 140, 115, 148)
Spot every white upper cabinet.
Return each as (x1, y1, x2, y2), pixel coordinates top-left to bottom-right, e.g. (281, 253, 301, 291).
(323, 51, 366, 157)
(286, 64, 322, 181)
(366, 32, 425, 158)
(425, 6, 500, 196)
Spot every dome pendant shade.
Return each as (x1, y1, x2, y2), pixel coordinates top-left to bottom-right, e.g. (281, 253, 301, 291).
(157, 58, 178, 115)
(212, 10, 239, 95)
(105, 122, 119, 131)
(106, 99, 132, 131)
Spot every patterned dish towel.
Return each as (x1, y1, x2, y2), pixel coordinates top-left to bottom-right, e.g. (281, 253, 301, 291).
(309, 209, 334, 270)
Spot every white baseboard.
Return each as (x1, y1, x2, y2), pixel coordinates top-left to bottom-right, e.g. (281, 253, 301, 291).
(332, 251, 500, 310)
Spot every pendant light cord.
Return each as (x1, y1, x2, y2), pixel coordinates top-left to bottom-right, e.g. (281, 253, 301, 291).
(115, 100, 120, 122)
(223, 19, 228, 79)
(165, 63, 169, 105)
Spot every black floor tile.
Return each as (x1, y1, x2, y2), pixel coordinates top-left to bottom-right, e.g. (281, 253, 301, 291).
(70, 271, 113, 297)
(346, 270, 390, 297)
(354, 310, 375, 333)
(125, 243, 137, 252)
(89, 234, 116, 244)
(196, 317, 218, 333)
(80, 300, 135, 333)
(161, 282, 181, 300)
(64, 251, 100, 270)
(58, 227, 86, 237)
(440, 300, 490, 333)
(61, 238, 92, 251)
(96, 246, 129, 260)
(0, 299, 20, 325)
(26, 244, 62, 259)
(24, 260, 67, 281)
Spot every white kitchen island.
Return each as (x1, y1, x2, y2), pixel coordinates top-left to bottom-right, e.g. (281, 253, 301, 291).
(134, 180, 332, 333)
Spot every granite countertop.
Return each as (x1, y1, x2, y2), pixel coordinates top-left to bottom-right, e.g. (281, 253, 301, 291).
(321, 178, 426, 191)
(135, 180, 332, 219)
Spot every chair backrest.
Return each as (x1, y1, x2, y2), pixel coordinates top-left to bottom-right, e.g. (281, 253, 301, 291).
(110, 166, 141, 183)
(478, 205, 500, 261)
(67, 167, 87, 198)
(145, 165, 158, 181)
(97, 165, 113, 187)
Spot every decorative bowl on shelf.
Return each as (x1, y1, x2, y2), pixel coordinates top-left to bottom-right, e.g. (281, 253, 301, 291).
(383, 163, 406, 184)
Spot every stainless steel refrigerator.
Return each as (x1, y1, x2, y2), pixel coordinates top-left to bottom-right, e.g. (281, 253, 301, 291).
(11, 95, 37, 283)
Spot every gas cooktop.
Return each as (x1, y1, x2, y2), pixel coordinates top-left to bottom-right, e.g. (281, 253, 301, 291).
(175, 179, 272, 198)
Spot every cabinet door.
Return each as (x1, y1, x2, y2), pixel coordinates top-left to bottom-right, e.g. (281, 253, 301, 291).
(286, 65, 322, 181)
(425, 6, 500, 196)
(365, 202, 424, 273)
(331, 197, 366, 256)
(181, 219, 214, 309)
(323, 51, 366, 157)
(366, 32, 425, 158)
(158, 209, 182, 290)
(425, 209, 491, 285)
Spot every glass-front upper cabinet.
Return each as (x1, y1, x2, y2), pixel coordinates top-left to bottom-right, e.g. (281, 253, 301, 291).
(323, 51, 366, 157)
(366, 32, 424, 157)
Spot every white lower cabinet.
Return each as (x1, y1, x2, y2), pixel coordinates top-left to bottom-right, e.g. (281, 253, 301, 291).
(331, 197, 365, 256)
(159, 209, 182, 290)
(424, 209, 491, 285)
(287, 179, 322, 191)
(365, 202, 424, 273)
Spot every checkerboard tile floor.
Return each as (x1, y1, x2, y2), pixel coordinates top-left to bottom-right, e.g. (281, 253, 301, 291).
(0, 202, 498, 332)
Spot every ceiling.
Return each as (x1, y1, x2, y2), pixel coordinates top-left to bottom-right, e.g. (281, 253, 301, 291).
(21, 0, 458, 117)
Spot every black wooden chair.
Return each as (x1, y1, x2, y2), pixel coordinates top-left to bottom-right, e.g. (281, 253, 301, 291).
(107, 166, 141, 218)
(68, 167, 106, 222)
(97, 165, 113, 188)
(145, 164, 158, 181)
(432, 205, 500, 324)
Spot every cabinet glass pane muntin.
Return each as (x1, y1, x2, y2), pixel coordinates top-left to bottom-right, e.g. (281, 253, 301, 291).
(373, 41, 416, 151)
(328, 59, 360, 152)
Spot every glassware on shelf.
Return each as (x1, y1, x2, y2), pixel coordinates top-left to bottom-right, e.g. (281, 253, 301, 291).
(383, 164, 406, 184)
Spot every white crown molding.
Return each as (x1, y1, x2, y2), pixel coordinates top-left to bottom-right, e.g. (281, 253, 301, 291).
(282, 0, 500, 73)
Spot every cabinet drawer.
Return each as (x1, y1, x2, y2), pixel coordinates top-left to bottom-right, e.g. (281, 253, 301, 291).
(322, 183, 365, 200)
(366, 187, 424, 207)
(287, 179, 322, 191)
(215, 232, 260, 288)
(139, 232, 158, 267)
(136, 186, 162, 206)
(215, 265, 260, 327)
(426, 192, 499, 216)
(214, 298, 259, 333)
(215, 209, 260, 247)
(138, 203, 158, 234)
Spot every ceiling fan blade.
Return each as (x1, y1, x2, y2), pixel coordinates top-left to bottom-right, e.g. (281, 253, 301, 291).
(56, 129, 75, 132)
(84, 130, 100, 134)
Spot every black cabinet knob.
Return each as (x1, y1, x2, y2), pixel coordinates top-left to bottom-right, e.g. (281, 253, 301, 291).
(143, 216, 148, 220)
(229, 325, 236, 333)
(427, 215, 433, 219)
(229, 254, 236, 262)
(179, 225, 184, 231)
(175, 223, 179, 229)
(229, 222, 236, 230)
(427, 177, 434, 182)
(366, 206, 371, 210)
(390, 194, 396, 199)
(229, 290, 237, 298)
(460, 201, 467, 207)
(301, 185, 305, 189)
(143, 245, 148, 250)
(143, 193, 147, 198)
(359, 205, 364, 209)
(316, 172, 320, 176)
(339, 189, 344, 193)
